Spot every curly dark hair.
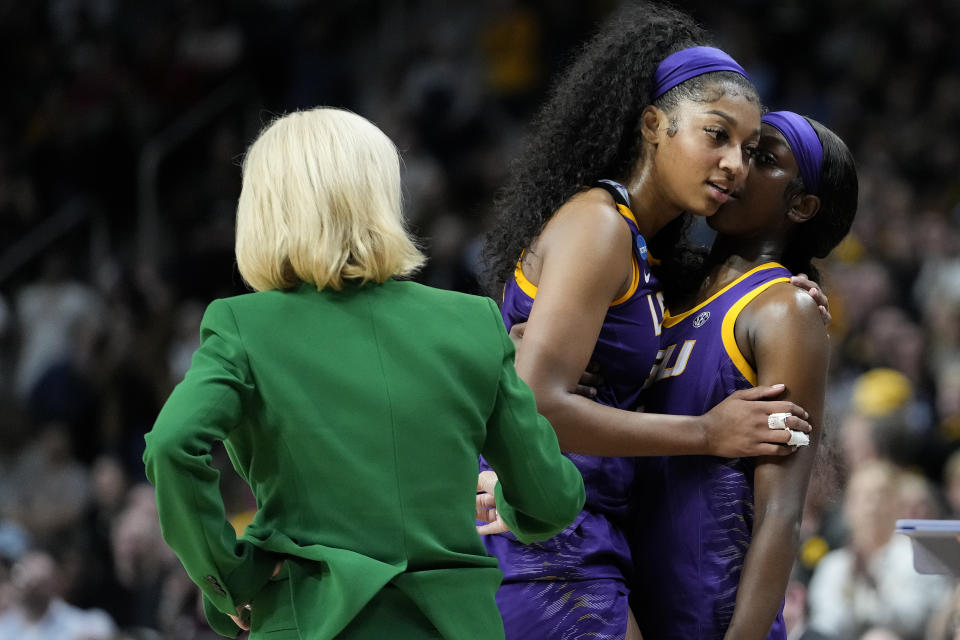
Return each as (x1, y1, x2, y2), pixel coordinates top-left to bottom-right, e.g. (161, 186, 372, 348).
(480, 1, 759, 297)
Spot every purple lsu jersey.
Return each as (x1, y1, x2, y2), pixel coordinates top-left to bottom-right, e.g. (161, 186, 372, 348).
(630, 263, 792, 640)
(481, 180, 664, 590)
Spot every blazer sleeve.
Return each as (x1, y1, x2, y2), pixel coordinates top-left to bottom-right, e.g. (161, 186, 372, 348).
(143, 299, 276, 634)
(479, 298, 585, 544)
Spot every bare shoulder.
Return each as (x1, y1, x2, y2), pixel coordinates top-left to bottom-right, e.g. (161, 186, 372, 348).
(540, 188, 631, 250)
(752, 281, 822, 322)
(524, 188, 633, 286)
(735, 280, 830, 398)
(744, 281, 827, 342)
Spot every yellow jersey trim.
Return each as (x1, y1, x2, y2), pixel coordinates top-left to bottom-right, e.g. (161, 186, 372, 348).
(514, 259, 538, 298)
(720, 276, 791, 385)
(610, 204, 641, 305)
(615, 202, 639, 227)
(662, 262, 785, 328)
(513, 203, 642, 307)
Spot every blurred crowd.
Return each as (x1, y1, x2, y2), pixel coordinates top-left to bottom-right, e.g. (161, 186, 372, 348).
(0, 1, 959, 639)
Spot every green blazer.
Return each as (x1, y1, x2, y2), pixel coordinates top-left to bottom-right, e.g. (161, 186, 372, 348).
(143, 279, 584, 639)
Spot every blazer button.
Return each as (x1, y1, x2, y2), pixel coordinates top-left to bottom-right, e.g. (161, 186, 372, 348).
(205, 575, 227, 596)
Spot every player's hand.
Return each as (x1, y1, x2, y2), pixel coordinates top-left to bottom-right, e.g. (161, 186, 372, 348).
(790, 274, 831, 326)
(574, 361, 602, 399)
(700, 384, 811, 458)
(476, 471, 510, 535)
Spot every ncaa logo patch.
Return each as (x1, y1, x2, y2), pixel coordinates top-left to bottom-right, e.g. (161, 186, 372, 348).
(693, 311, 711, 328)
(636, 235, 648, 261)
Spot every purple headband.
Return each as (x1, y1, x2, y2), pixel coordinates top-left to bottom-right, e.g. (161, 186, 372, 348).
(652, 46, 750, 100)
(762, 111, 824, 195)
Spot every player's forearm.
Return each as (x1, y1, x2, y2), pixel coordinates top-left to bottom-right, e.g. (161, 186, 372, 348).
(534, 388, 706, 456)
(723, 509, 801, 640)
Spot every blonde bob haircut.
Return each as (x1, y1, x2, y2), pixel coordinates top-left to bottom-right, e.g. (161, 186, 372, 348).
(235, 107, 425, 292)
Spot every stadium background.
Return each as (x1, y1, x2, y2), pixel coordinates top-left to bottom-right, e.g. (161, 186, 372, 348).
(1, 1, 959, 638)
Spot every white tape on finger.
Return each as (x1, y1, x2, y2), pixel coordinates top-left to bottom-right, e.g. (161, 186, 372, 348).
(767, 412, 791, 430)
(787, 429, 810, 447)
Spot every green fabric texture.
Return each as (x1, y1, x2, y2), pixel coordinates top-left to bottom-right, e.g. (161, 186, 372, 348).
(144, 279, 584, 639)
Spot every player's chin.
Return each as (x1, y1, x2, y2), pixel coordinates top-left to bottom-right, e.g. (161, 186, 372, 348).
(706, 207, 735, 230)
(690, 200, 723, 218)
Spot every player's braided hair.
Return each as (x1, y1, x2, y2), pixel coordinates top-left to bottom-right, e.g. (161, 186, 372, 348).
(480, 1, 759, 297)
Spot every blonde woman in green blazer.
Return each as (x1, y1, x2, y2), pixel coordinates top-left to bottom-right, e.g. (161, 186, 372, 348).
(142, 108, 585, 640)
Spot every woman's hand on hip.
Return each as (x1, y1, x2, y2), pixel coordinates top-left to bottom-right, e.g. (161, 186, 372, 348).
(227, 561, 285, 630)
